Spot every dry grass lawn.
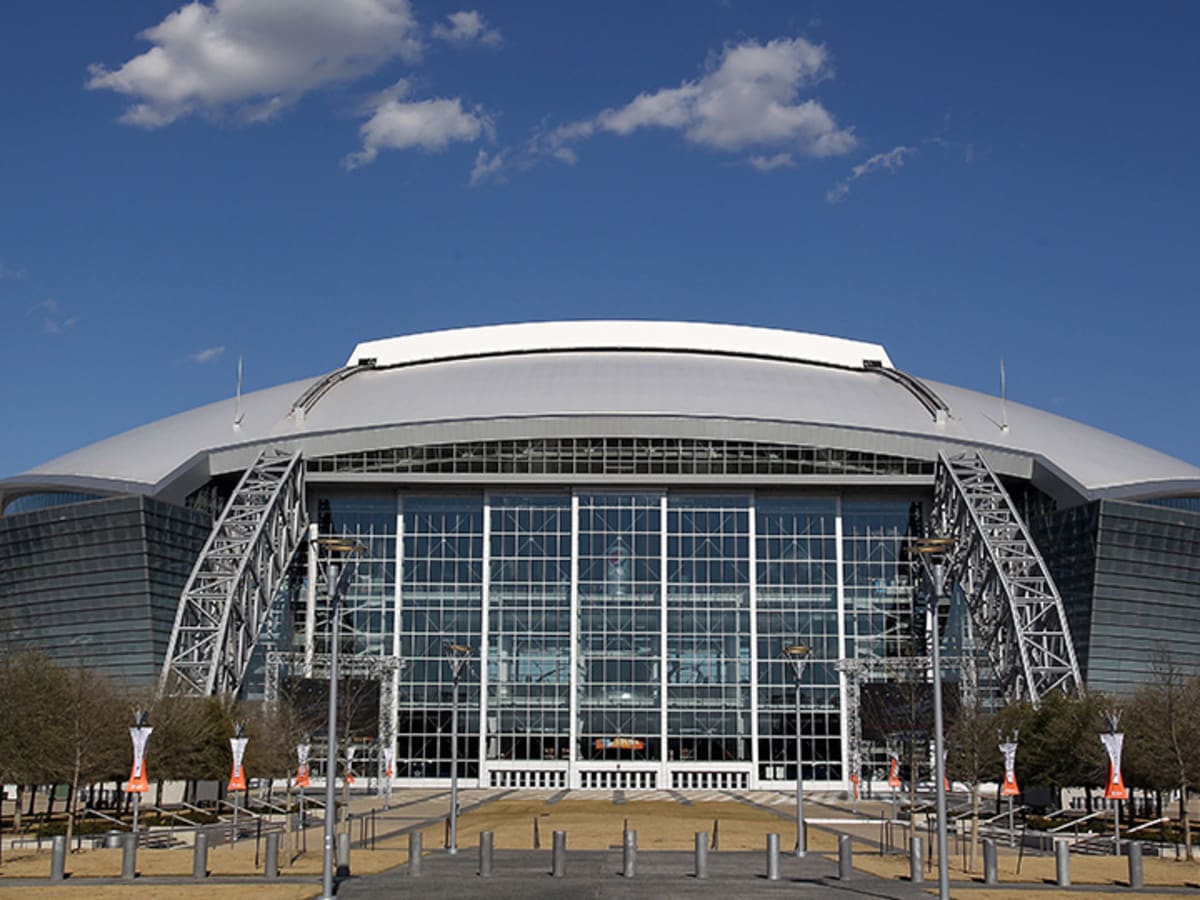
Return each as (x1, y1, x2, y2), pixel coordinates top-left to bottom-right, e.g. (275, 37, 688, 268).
(3, 795, 1200, 899)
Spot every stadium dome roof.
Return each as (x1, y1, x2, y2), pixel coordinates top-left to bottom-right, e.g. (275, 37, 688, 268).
(5, 321, 1199, 508)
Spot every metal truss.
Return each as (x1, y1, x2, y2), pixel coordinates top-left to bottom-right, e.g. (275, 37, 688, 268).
(161, 447, 308, 696)
(264, 650, 404, 766)
(837, 656, 932, 773)
(931, 451, 1081, 703)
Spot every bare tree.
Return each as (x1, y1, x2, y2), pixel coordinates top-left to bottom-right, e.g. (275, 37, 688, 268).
(1125, 651, 1200, 858)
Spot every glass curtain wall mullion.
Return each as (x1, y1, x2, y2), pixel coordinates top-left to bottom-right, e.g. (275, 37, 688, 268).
(748, 492, 761, 780)
(479, 493, 491, 779)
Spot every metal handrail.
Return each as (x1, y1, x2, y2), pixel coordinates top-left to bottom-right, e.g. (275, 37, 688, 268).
(1128, 816, 1171, 834)
(1048, 809, 1104, 833)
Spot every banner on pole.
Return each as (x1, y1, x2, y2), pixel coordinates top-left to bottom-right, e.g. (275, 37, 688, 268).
(345, 744, 357, 786)
(1100, 731, 1128, 800)
(126, 726, 153, 794)
(228, 736, 249, 792)
(383, 746, 395, 779)
(887, 752, 902, 789)
(296, 742, 311, 788)
(999, 740, 1020, 796)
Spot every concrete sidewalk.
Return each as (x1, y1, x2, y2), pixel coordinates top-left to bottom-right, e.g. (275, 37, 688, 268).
(335, 847, 932, 899)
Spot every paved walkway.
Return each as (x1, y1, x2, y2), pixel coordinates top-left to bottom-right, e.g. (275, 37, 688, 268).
(335, 847, 932, 899)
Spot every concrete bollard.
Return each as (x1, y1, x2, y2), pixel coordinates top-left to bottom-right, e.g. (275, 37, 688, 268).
(264, 831, 279, 879)
(121, 832, 138, 880)
(552, 830, 566, 878)
(479, 830, 494, 877)
(1055, 838, 1071, 886)
(50, 835, 66, 881)
(622, 829, 637, 878)
(694, 831, 709, 879)
(983, 837, 998, 885)
(838, 833, 853, 880)
(193, 830, 209, 878)
(766, 833, 781, 881)
(1128, 841, 1144, 889)
(337, 831, 351, 877)
(409, 831, 423, 877)
(909, 836, 923, 884)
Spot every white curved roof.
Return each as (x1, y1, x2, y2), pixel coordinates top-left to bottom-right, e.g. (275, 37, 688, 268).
(347, 321, 894, 370)
(5, 322, 1199, 505)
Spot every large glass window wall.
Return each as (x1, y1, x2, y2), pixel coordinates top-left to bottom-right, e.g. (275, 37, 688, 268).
(578, 494, 662, 762)
(667, 497, 751, 763)
(487, 495, 571, 762)
(398, 496, 483, 778)
(302, 487, 922, 786)
(756, 498, 841, 780)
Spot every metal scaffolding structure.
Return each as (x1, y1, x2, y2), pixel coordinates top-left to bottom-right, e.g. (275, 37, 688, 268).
(931, 451, 1082, 703)
(161, 447, 308, 696)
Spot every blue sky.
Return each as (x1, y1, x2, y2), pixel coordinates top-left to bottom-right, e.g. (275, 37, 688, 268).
(2, 1, 1198, 477)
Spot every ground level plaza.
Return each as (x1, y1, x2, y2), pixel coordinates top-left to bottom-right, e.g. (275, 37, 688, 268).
(276, 489, 932, 792)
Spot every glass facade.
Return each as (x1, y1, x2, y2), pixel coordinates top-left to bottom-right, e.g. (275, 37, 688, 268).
(299, 488, 922, 790)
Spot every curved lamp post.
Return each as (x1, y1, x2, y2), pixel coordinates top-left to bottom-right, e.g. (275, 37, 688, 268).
(783, 643, 810, 857)
(318, 537, 365, 900)
(445, 642, 473, 855)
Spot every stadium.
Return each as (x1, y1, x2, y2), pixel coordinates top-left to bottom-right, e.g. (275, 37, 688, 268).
(3, 320, 1200, 794)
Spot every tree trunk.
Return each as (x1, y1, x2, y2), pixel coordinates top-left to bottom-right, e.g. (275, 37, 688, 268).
(156, 779, 164, 809)
(65, 748, 82, 853)
(1181, 786, 1193, 861)
(969, 783, 980, 872)
(14, 784, 22, 832)
(46, 784, 56, 817)
(26, 784, 36, 817)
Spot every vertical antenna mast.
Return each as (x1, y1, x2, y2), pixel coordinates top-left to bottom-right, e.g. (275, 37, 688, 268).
(1000, 358, 1009, 432)
(233, 355, 245, 426)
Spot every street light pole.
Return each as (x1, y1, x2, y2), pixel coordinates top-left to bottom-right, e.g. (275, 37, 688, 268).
(914, 538, 954, 900)
(783, 643, 810, 858)
(445, 643, 472, 856)
(318, 538, 364, 900)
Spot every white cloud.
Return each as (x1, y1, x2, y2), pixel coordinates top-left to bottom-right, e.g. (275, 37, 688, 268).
(469, 148, 507, 185)
(343, 80, 493, 168)
(826, 145, 916, 204)
(548, 37, 856, 164)
(28, 299, 77, 334)
(189, 346, 226, 363)
(0, 261, 23, 280)
(747, 153, 796, 172)
(87, 0, 422, 127)
(432, 11, 503, 47)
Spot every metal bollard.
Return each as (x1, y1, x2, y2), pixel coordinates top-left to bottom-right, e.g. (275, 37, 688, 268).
(909, 836, 923, 883)
(1055, 838, 1071, 886)
(193, 830, 209, 878)
(479, 830, 494, 877)
(838, 833, 853, 880)
(622, 829, 637, 877)
(983, 837, 998, 885)
(264, 831, 279, 879)
(552, 830, 566, 877)
(50, 835, 66, 881)
(1128, 841, 1144, 889)
(766, 833, 780, 881)
(121, 832, 138, 880)
(694, 831, 708, 879)
(408, 831, 423, 877)
(337, 831, 351, 877)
